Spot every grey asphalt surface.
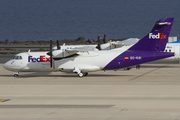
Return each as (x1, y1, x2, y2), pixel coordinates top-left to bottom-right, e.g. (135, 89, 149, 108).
(1, 62, 180, 120)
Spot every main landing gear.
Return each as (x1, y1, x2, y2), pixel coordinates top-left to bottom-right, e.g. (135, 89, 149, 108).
(73, 68, 88, 78)
(13, 72, 19, 77)
(78, 72, 88, 78)
(78, 72, 83, 78)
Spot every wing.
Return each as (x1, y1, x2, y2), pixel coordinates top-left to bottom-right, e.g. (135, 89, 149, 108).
(52, 46, 99, 60)
(65, 46, 98, 54)
(115, 38, 139, 46)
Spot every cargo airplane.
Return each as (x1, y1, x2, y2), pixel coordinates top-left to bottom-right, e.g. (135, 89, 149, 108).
(3, 18, 175, 77)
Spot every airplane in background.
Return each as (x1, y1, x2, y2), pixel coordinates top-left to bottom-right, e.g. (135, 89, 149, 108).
(3, 18, 175, 77)
(164, 42, 180, 60)
(51, 35, 139, 58)
(51, 33, 116, 58)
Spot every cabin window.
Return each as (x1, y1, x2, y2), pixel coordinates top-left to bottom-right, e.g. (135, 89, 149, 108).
(169, 49, 171, 52)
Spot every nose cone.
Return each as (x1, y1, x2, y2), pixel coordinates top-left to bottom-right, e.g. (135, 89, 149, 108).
(3, 62, 9, 70)
(3, 60, 13, 71)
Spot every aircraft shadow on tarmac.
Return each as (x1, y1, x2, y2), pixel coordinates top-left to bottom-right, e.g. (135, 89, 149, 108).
(141, 65, 180, 68)
(0, 72, 132, 78)
(1, 64, 178, 78)
(18, 74, 130, 78)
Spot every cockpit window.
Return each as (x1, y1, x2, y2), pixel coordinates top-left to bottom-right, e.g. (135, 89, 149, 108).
(12, 56, 22, 60)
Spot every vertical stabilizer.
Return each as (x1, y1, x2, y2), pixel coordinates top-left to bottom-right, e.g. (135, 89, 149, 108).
(128, 18, 174, 51)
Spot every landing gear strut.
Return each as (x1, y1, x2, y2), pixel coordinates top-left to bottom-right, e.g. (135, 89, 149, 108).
(73, 67, 88, 78)
(13, 72, 19, 77)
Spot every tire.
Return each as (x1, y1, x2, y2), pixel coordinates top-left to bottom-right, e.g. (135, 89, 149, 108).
(14, 74, 18, 77)
(78, 73, 83, 78)
(83, 72, 88, 76)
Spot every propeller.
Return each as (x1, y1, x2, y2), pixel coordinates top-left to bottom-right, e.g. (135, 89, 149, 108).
(47, 38, 53, 69)
(56, 39, 60, 50)
(50, 38, 53, 69)
(96, 34, 101, 50)
(103, 32, 106, 44)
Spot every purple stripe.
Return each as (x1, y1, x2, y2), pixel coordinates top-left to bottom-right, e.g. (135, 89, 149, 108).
(103, 50, 174, 70)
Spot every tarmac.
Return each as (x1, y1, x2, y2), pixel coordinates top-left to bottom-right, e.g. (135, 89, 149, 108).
(0, 62, 180, 120)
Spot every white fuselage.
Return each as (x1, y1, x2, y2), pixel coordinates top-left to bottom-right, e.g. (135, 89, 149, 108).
(3, 50, 124, 73)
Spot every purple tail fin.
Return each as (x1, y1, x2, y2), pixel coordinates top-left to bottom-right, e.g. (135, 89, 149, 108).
(128, 18, 174, 51)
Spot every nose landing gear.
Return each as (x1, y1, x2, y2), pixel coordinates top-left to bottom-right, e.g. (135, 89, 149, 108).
(13, 72, 19, 77)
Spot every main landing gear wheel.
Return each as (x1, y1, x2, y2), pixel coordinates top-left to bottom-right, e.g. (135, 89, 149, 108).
(83, 72, 88, 76)
(78, 72, 83, 78)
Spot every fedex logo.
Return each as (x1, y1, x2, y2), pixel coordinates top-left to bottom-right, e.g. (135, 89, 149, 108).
(28, 55, 50, 62)
(149, 33, 166, 39)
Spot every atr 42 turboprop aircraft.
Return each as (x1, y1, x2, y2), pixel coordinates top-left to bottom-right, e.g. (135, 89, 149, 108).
(3, 18, 175, 77)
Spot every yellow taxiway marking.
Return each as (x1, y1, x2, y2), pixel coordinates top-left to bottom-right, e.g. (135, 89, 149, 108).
(0, 99, 10, 102)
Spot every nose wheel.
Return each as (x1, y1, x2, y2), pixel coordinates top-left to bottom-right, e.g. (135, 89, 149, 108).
(13, 72, 19, 77)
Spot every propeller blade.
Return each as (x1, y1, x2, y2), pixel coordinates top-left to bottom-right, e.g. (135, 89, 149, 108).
(103, 32, 106, 43)
(50, 55, 52, 69)
(96, 34, 101, 50)
(50, 38, 52, 69)
(98, 34, 100, 40)
(56, 39, 60, 50)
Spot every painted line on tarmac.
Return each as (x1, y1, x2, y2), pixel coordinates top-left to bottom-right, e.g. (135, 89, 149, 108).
(0, 99, 10, 102)
(129, 64, 169, 81)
